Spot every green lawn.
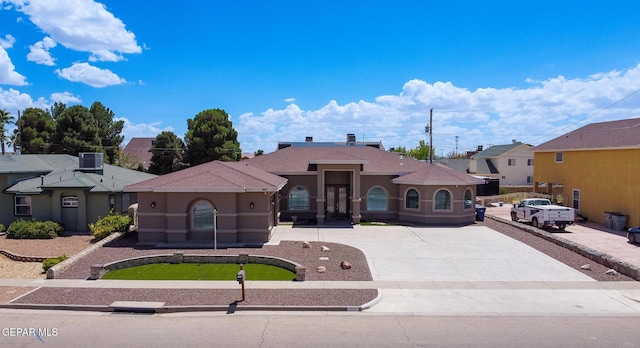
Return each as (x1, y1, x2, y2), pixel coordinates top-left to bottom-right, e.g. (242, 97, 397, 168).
(101, 263, 296, 281)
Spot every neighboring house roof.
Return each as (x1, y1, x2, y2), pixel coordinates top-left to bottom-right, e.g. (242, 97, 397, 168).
(533, 117, 640, 152)
(2, 154, 157, 194)
(125, 161, 288, 193)
(247, 146, 483, 185)
(435, 158, 495, 175)
(122, 137, 155, 169)
(472, 141, 529, 159)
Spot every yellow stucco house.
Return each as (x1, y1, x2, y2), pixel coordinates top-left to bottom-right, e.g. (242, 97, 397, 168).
(532, 117, 640, 228)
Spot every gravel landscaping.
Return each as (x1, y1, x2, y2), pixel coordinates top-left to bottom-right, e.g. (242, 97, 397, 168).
(1, 218, 636, 307)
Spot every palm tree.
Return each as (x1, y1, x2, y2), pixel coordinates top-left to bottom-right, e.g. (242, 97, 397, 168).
(0, 109, 15, 155)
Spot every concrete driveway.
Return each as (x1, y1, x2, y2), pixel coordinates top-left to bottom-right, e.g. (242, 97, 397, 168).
(267, 224, 593, 282)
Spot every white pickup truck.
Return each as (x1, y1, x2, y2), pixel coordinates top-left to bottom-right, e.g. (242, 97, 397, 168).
(510, 198, 575, 230)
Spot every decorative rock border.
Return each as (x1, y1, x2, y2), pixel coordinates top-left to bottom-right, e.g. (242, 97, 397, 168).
(89, 253, 307, 281)
(46, 232, 125, 279)
(0, 250, 47, 263)
(487, 215, 640, 281)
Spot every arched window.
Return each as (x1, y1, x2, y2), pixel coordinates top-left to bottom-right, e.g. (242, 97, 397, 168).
(367, 187, 388, 211)
(288, 186, 309, 210)
(191, 201, 214, 229)
(62, 196, 78, 208)
(405, 189, 419, 209)
(464, 189, 473, 209)
(435, 189, 452, 210)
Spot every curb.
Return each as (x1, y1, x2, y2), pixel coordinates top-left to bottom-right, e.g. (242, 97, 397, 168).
(487, 215, 640, 281)
(0, 303, 369, 313)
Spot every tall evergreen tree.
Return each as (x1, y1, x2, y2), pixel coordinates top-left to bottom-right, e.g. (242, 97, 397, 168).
(148, 131, 186, 175)
(14, 107, 56, 154)
(55, 105, 102, 155)
(90, 102, 124, 164)
(184, 108, 241, 166)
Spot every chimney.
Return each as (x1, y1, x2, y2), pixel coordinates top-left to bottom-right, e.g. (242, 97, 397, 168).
(346, 133, 356, 145)
(305, 136, 313, 142)
(477, 145, 483, 151)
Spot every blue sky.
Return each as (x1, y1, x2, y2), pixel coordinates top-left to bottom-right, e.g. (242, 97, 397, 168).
(1, 1, 640, 155)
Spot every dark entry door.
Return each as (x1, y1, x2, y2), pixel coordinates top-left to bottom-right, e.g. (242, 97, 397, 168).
(326, 185, 349, 218)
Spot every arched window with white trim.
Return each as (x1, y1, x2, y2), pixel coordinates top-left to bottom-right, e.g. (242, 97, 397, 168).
(367, 187, 388, 211)
(191, 200, 214, 229)
(464, 189, 473, 209)
(405, 189, 419, 209)
(288, 186, 309, 210)
(434, 189, 452, 210)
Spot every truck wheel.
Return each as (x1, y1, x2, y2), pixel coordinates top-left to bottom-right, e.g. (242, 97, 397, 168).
(629, 232, 637, 244)
(531, 218, 539, 229)
(511, 212, 518, 222)
(558, 224, 566, 230)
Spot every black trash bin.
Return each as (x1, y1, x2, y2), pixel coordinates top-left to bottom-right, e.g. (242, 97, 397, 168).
(475, 205, 486, 222)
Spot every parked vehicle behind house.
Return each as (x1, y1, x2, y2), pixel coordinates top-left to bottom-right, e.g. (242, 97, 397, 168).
(511, 198, 575, 230)
(628, 227, 640, 244)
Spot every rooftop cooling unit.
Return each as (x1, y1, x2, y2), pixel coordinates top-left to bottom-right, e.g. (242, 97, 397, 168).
(79, 152, 104, 173)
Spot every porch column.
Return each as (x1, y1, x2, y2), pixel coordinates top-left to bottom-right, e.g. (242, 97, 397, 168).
(351, 169, 361, 224)
(316, 169, 325, 224)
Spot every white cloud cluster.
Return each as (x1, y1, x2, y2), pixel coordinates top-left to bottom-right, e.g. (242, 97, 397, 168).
(27, 36, 56, 65)
(6, 0, 141, 62)
(55, 62, 126, 88)
(0, 34, 27, 85)
(237, 64, 640, 153)
(1, 0, 140, 87)
(117, 117, 174, 144)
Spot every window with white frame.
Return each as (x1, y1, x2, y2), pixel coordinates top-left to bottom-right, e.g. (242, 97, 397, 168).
(508, 159, 516, 166)
(464, 189, 473, 209)
(527, 158, 534, 166)
(288, 186, 309, 210)
(572, 189, 580, 210)
(434, 189, 452, 210)
(191, 201, 214, 229)
(555, 152, 563, 163)
(62, 196, 78, 208)
(15, 196, 32, 216)
(405, 189, 419, 209)
(367, 187, 388, 211)
(527, 176, 533, 184)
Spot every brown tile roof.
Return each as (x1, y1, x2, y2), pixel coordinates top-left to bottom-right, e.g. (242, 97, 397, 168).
(122, 137, 155, 169)
(393, 164, 485, 185)
(534, 118, 640, 151)
(247, 146, 483, 185)
(124, 161, 287, 193)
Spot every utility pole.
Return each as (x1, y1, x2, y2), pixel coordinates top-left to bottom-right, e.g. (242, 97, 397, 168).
(16, 110, 21, 155)
(429, 108, 433, 163)
(455, 135, 459, 157)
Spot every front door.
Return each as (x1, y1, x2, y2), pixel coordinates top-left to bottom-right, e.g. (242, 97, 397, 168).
(326, 185, 349, 219)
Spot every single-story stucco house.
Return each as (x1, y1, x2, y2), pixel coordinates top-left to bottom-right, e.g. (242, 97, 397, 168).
(125, 137, 484, 246)
(0, 153, 157, 232)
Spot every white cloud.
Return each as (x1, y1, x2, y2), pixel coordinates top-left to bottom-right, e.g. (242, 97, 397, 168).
(27, 36, 57, 65)
(284, 97, 295, 103)
(0, 87, 48, 112)
(50, 91, 80, 103)
(117, 117, 175, 144)
(0, 34, 27, 86)
(55, 62, 125, 87)
(238, 64, 640, 154)
(6, 0, 141, 62)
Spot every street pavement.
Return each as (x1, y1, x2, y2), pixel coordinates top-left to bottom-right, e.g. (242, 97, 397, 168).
(2, 206, 640, 316)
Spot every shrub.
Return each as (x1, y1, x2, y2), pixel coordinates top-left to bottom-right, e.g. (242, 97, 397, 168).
(90, 213, 132, 241)
(0, 223, 5, 233)
(6, 219, 63, 239)
(42, 255, 68, 272)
